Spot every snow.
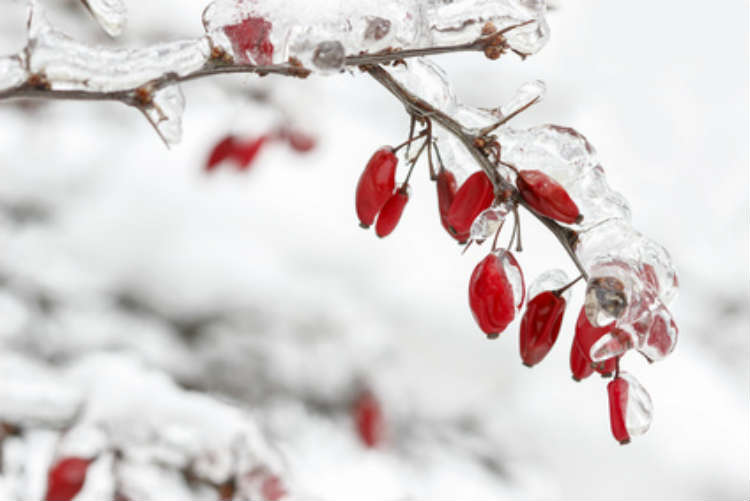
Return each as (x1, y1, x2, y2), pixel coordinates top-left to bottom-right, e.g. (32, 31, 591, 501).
(0, 0, 747, 499)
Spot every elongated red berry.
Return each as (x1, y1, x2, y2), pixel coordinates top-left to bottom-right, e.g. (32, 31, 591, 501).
(223, 17, 274, 65)
(45, 457, 90, 501)
(436, 168, 469, 243)
(519, 291, 566, 367)
(608, 377, 630, 444)
(287, 130, 315, 153)
(516, 170, 581, 224)
(355, 147, 398, 228)
(594, 356, 617, 377)
(446, 171, 494, 237)
(353, 390, 384, 447)
(469, 250, 523, 338)
(206, 135, 237, 171)
(570, 336, 594, 381)
(375, 187, 409, 238)
(233, 136, 268, 170)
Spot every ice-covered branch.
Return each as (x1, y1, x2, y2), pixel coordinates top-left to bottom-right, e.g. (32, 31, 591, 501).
(0, 0, 547, 145)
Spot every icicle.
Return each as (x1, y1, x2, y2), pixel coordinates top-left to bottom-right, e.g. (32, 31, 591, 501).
(469, 203, 511, 243)
(143, 86, 186, 147)
(495, 80, 545, 121)
(80, 0, 127, 37)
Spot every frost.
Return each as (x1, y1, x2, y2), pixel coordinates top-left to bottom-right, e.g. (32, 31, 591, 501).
(470, 204, 511, 243)
(27, 4, 209, 93)
(527, 268, 569, 304)
(143, 86, 186, 146)
(619, 372, 653, 437)
(0, 55, 28, 92)
(80, 0, 127, 37)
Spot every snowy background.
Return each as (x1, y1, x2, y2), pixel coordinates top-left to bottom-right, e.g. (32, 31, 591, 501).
(0, 0, 747, 499)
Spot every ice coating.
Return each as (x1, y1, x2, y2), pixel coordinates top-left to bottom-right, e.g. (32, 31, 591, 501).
(469, 203, 511, 243)
(80, 0, 127, 37)
(498, 249, 525, 310)
(495, 79, 545, 121)
(26, 4, 210, 93)
(388, 58, 457, 115)
(619, 372, 653, 437)
(143, 86, 186, 146)
(0, 55, 27, 92)
(639, 303, 678, 362)
(426, 0, 549, 55)
(202, 0, 549, 72)
(527, 268, 570, 304)
(500, 124, 631, 229)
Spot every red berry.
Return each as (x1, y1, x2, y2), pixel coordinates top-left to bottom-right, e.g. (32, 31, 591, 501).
(223, 17, 274, 66)
(446, 171, 495, 237)
(353, 390, 384, 448)
(375, 187, 409, 238)
(519, 291, 566, 366)
(286, 130, 315, 153)
(233, 136, 268, 170)
(607, 376, 630, 444)
(355, 147, 398, 228)
(594, 356, 618, 377)
(516, 169, 581, 224)
(45, 457, 90, 501)
(206, 135, 237, 171)
(469, 250, 523, 338)
(570, 336, 594, 381)
(436, 168, 469, 243)
(261, 475, 286, 501)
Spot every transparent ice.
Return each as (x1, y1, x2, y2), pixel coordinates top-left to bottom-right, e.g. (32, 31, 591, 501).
(202, 0, 549, 71)
(143, 85, 186, 146)
(527, 268, 570, 304)
(80, 0, 128, 37)
(494, 80, 545, 121)
(0, 55, 27, 92)
(619, 372, 653, 437)
(497, 249, 525, 310)
(469, 203, 511, 243)
(26, 5, 210, 93)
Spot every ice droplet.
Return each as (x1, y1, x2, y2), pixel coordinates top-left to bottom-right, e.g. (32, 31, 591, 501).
(80, 0, 127, 37)
(143, 86, 186, 147)
(469, 204, 511, 243)
(27, 3, 210, 93)
(0, 55, 27, 92)
(312, 40, 345, 70)
(589, 327, 632, 362)
(619, 372, 653, 437)
(495, 80, 545, 121)
(584, 276, 627, 327)
(527, 268, 569, 304)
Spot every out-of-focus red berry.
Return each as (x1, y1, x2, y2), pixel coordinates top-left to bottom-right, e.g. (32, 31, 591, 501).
(223, 17, 274, 65)
(45, 457, 90, 501)
(375, 187, 409, 238)
(206, 135, 237, 171)
(436, 168, 469, 243)
(446, 171, 494, 237)
(233, 136, 268, 170)
(286, 130, 316, 153)
(516, 169, 581, 224)
(355, 148, 397, 228)
(607, 376, 630, 444)
(519, 291, 566, 366)
(353, 390, 384, 448)
(261, 475, 286, 501)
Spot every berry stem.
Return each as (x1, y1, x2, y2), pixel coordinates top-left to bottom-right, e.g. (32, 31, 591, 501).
(553, 275, 584, 296)
(392, 129, 429, 153)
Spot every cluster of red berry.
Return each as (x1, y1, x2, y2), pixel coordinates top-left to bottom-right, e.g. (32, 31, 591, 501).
(354, 130, 673, 444)
(205, 127, 315, 172)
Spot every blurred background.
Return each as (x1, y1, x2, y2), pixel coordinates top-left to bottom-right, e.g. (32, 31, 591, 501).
(0, 0, 747, 499)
